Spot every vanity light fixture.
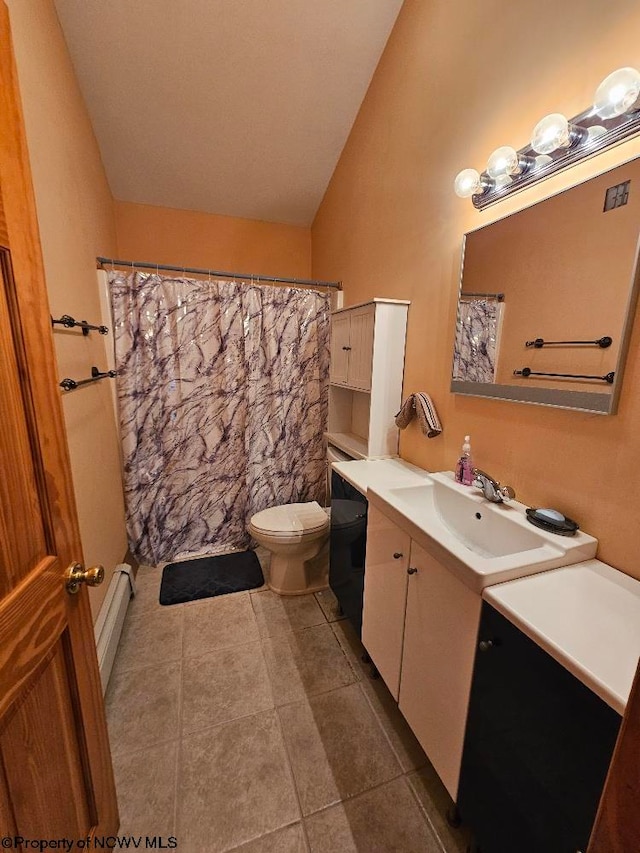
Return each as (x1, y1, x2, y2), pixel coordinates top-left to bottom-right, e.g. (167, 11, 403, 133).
(455, 66, 640, 209)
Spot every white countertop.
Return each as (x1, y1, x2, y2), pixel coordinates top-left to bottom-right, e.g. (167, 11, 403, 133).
(484, 560, 640, 714)
(331, 458, 430, 496)
(366, 471, 597, 594)
(334, 460, 640, 713)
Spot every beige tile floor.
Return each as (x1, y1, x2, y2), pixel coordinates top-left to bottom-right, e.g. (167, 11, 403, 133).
(106, 552, 475, 852)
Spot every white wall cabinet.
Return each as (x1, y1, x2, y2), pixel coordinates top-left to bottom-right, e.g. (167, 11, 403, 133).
(327, 299, 409, 459)
(329, 312, 352, 386)
(362, 498, 482, 801)
(330, 306, 374, 391)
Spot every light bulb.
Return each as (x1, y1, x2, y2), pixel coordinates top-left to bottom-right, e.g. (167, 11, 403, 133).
(533, 154, 553, 170)
(594, 67, 640, 119)
(454, 168, 482, 198)
(486, 146, 520, 179)
(531, 113, 571, 154)
(493, 175, 513, 189)
(586, 125, 607, 144)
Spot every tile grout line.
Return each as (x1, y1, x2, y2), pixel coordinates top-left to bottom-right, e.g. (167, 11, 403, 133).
(272, 676, 407, 822)
(271, 711, 311, 849)
(328, 618, 370, 675)
(181, 634, 266, 663)
(356, 678, 418, 775)
(249, 583, 321, 851)
(259, 629, 312, 852)
(249, 591, 329, 640)
(109, 736, 181, 763)
(178, 639, 278, 742)
(270, 671, 361, 712)
(402, 773, 450, 853)
(301, 769, 431, 826)
(224, 821, 305, 853)
(173, 607, 186, 839)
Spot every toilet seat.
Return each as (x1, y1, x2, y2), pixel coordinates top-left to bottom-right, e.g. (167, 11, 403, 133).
(250, 501, 329, 538)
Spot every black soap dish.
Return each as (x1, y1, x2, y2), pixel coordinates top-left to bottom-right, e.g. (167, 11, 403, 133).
(526, 507, 579, 536)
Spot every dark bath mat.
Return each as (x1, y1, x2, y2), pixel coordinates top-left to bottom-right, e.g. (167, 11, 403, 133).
(159, 550, 264, 606)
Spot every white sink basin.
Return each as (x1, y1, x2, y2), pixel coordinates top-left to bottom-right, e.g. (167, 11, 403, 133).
(368, 472, 598, 592)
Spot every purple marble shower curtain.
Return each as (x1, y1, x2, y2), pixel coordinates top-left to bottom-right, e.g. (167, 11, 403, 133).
(452, 298, 503, 383)
(109, 272, 330, 565)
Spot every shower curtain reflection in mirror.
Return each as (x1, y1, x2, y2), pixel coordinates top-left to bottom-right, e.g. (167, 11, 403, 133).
(452, 298, 504, 383)
(109, 271, 330, 566)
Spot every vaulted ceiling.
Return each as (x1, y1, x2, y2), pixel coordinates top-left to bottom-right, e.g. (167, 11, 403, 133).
(54, 0, 404, 226)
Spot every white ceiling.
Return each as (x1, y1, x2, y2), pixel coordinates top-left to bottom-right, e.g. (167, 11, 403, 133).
(53, 0, 403, 226)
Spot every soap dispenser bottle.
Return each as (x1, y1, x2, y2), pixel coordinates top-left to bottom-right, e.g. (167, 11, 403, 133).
(455, 435, 474, 486)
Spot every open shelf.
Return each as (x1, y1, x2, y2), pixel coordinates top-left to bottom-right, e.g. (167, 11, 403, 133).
(324, 431, 368, 460)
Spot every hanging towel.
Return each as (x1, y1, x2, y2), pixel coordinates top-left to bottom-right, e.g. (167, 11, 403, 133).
(395, 392, 442, 438)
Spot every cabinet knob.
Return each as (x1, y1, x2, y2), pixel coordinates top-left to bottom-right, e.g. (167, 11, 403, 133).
(478, 639, 494, 652)
(407, 567, 418, 575)
(342, 346, 352, 351)
(393, 552, 403, 559)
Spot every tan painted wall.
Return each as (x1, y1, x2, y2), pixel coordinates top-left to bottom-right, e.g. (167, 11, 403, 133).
(312, 0, 640, 579)
(7, 0, 127, 618)
(114, 201, 311, 279)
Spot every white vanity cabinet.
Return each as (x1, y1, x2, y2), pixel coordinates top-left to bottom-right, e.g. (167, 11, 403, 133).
(399, 539, 480, 800)
(327, 299, 409, 459)
(362, 498, 481, 800)
(361, 503, 411, 699)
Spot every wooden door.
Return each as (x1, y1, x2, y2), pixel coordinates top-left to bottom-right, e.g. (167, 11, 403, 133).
(398, 542, 480, 800)
(345, 306, 374, 391)
(361, 503, 410, 699)
(0, 3, 118, 837)
(588, 657, 640, 852)
(329, 312, 351, 385)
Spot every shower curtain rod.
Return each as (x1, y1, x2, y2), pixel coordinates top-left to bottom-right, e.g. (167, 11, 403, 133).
(96, 257, 342, 290)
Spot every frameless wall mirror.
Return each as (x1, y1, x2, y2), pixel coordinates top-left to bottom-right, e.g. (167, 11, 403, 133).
(451, 157, 640, 414)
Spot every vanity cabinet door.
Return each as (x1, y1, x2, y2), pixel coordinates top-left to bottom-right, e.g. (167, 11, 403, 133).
(362, 504, 411, 699)
(457, 603, 621, 853)
(398, 541, 481, 800)
(330, 313, 351, 385)
(346, 306, 374, 391)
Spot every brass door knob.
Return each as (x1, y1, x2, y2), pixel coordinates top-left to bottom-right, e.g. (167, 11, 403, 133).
(65, 562, 105, 595)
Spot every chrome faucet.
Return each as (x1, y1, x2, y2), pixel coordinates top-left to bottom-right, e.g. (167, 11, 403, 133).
(472, 468, 516, 503)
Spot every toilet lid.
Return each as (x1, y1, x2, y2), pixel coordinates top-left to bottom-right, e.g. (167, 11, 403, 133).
(251, 501, 329, 535)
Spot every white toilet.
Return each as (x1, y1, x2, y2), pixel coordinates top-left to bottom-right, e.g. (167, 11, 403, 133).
(249, 501, 330, 595)
(249, 443, 355, 595)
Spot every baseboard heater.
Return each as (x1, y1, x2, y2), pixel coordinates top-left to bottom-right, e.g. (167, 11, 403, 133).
(94, 563, 136, 694)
